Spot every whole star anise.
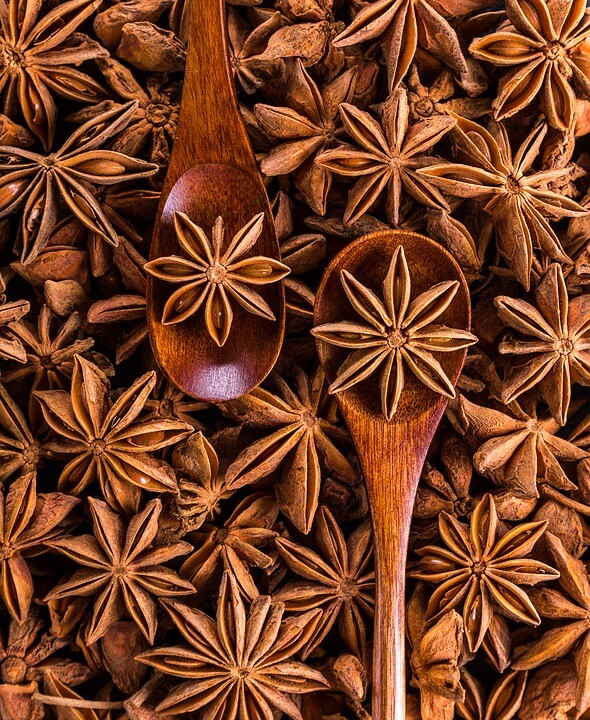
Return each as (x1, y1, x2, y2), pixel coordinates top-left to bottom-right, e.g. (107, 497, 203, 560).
(316, 87, 455, 226)
(45, 497, 195, 644)
(0, 0, 108, 149)
(418, 116, 587, 290)
(137, 571, 329, 719)
(255, 60, 359, 215)
(223, 365, 356, 534)
(276, 505, 375, 660)
(412, 493, 559, 652)
(458, 394, 587, 497)
(495, 262, 590, 426)
(34, 355, 192, 515)
(312, 245, 477, 420)
(469, 0, 590, 130)
(145, 211, 290, 346)
(0, 102, 158, 264)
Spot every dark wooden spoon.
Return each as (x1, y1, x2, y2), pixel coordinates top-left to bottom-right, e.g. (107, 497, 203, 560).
(146, 0, 285, 403)
(314, 230, 471, 720)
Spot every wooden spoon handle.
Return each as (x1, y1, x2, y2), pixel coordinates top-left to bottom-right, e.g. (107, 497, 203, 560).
(346, 410, 443, 720)
(166, 0, 255, 191)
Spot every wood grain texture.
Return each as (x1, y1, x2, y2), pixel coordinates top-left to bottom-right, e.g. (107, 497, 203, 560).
(314, 231, 471, 720)
(146, 0, 285, 402)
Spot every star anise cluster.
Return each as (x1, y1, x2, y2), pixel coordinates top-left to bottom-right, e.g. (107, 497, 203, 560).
(0, 0, 589, 718)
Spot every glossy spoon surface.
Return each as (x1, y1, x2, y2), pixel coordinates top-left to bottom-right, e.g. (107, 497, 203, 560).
(146, 0, 285, 403)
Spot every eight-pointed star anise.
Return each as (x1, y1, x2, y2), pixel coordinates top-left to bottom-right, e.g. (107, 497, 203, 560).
(276, 505, 375, 660)
(316, 87, 455, 226)
(333, 0, 475, 92)
(458, 394, 587, 497)
(0, 472, 79, 624)
(469, 0, 590, 130)
(223, 365, 356, 534)
(34, 355, 192, 515)
(495, 262, 590, 426)
(45, 497, 195, 645)
(0, 0, 108, 149)
(145, 211, 290, 346)
(255, 60, 359, 215)
(0, 102, 158, 264)
(412, 493, 559, 652)
(137, 571, 329, 719)
(418, 115, 587, 290)
(312, 245, 477, 420)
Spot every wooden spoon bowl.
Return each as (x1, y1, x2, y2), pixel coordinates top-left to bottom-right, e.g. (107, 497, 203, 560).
(146, 0, 285, 403)
(314, 230, 471, 720)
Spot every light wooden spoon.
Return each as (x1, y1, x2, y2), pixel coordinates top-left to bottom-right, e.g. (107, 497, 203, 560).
(146, 0, 285, 403)
(313, 230, 471, 720)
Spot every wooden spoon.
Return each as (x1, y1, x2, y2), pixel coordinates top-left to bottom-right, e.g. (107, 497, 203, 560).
(146, 0, 285, 403)
(314, 230, 471, 720)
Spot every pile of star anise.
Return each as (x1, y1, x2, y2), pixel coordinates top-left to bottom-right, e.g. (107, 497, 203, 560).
(0, 0, 589, 718)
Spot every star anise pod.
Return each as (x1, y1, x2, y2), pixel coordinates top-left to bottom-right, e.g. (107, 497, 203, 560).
(276, 505, 375, 659)
(227, 8, 284, 94)
(418, 115, 587, 290)
(223, 365, 356, 534)
(407, 583, 465, 720)
(2, 305, 112, 399)
(0, 101, 159, 264)
(0, 382, 46, 481)
(312, 245, 477, 420)
(469, 0, 590, 130)
(72, 57, 182, 169)
(180, 493, 278, 601)
(34, 355, 192, 515)
(144, 211, 290, 346)
(495, 263, 590, 426)
(315, 87, 455, 225)
(512, 532, 590, 716)
(86, 293, 148, 364)
(46, 497, 195, 645)
(0, 472, 79, 624)
(169, 430, 233, 533)
(137, 571, 329, 719)
(0, 0, 109, 149)
(0, 298, 29, 363)
(458, 394, 587, 497)
(0, 606, 93, 720)
(255, 60, 359, 215)
(333, 0, 476, 92)
(411, 493, 559, 652)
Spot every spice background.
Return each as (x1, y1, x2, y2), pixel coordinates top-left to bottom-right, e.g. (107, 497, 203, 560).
(0, 0, 590, 718)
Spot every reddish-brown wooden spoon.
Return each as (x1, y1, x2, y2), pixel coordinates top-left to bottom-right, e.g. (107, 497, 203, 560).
(146, 0, 285, 403)
(314, 230, 471, 720)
